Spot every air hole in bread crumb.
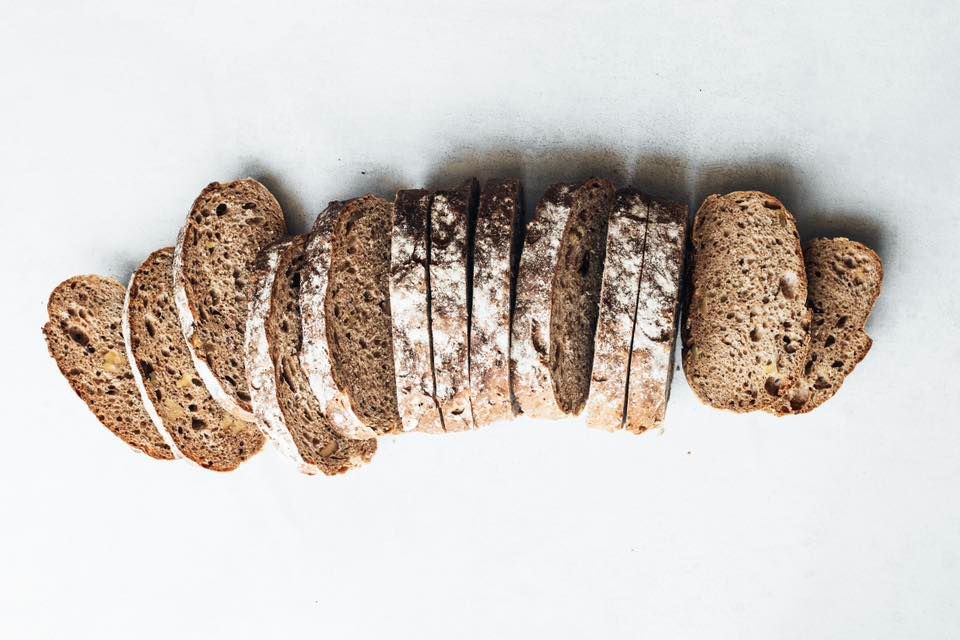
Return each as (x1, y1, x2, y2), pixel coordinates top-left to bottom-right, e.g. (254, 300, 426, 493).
(215, 203, 228, 216)
(825, 335, 836, 348)
(813, 377, 831, 390)
(764, 377, 782, 396)
(191, 417, 206, 430)
(749, 328, 761, 342)
(836, 315, 849, 328)
(831, 360, 844, 369)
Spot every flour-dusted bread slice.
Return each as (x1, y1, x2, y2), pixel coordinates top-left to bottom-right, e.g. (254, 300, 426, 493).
(300, 199, 388, 440)
(43, 276, 176, 460)
(511, 179, 615, 418)
(390, 189, 444, 433)
(267, 236, 377, 475)
(584, 189, 651, 430)
(245, 239, 319, 474)
(682, 191, 812, 412)
(624, 197, 688, 433)
(770, 238, 882, 415)
(125, 249, 265, 471)
(173, 179, 286, 422)
(470, 178, 523, 427)
(427, 178, 479, 431)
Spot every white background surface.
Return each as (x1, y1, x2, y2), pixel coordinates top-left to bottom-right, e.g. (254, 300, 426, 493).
(2, 1, 958, 638)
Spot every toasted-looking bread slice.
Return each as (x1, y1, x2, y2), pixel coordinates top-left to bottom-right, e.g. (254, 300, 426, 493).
(43, 276, 176, 460)
(770, 238, 882, 415)
(173, 179, 286, 422)
(682, 191, 811, 412)
(470, 178, 523, 427)
(266, 236, 377, 474)
(125, 249, 264, 471)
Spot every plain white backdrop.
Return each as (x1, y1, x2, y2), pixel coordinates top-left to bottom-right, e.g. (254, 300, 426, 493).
(2, 1, 958, 638)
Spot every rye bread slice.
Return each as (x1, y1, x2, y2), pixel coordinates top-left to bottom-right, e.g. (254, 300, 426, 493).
(266, 236, 377, 474)
(770, 238, 882, 415)
(125, 249, 265, 471)
(624, 198, 688, 433)
(390, 189, 444, 433)
(173, 179, 286, 422)
(584, 189, 651, 430)
(43, 276, 176, 460)
(427, 178, 479, 432)
(245, 239, 320, 473)
(511, 179, 615, 418)
(469, 178, 523, 427)
(682, 191, 812, 412)
(300, 200, 386, 440)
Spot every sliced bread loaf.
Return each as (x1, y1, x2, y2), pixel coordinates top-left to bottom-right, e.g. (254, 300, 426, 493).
(770, 237, 882, 415)
(427, 178, 479, 431)
(512, 179, 615, 418)
(584, 189, 651, 430)
(173, 179, 286, 422)
(266, 236, 377, 474)
(624, 197, 688, 433)
(43, 276, 176, 460)
(125, 249, 264, 471)
(469, 178, 523, 427)
(299, 199, 387, 440)
(390, 189, 444, 433)
(682, 191, 811, 412)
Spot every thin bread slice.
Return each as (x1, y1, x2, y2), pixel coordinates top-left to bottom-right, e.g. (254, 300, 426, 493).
(43, 276, 176, 460)
(770, 237, 882, 415)
(173, 179, 287, 422)
(584, 189, 651, 430)
(427, 178, 479, 432)
(125, 249, 264, 471)
(300, 200, 384, 440)
(624, 197, 688, 433)
(682, 191, 811, 412)
(470, 178, 523, 427)
(266, 236, 377, 474)
(245, 239, 319, 473)
(390, 189, 444, 433)
(512, 179, 615, 418)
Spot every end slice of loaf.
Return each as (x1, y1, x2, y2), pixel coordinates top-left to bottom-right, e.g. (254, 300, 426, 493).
(173, 179, 287, 422)
(624, 198, 688, 433)
(299, 200, 383, 441)
(125, 249, 265, 471)
(266, 236, 377, 475)
(682, 191, 811, 412)
(584, 189, 651, 430)
(245, 239, 320, 474)
(43, 276, 176, 460)
(770, 238, 882, 415)
(390, 189, 445, 433)
(427, 178, 479, 431)
(470, 178, 523, 427)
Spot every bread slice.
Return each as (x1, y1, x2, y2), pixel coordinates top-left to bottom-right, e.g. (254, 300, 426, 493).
(390, 189, 444, 433)
(512, 179, 615, 418)
(300, 199, 386, 440)
(43, 276, 176, 460)
(125, 249, 265, 471)
(427, 178, 479, 431)
(173, 179, 286, 422)
(682, 191, 811, 412)
(770, 238, 882, 415)
(584, 189, 651, 430)
(624, 198, 688, 433)
(245, 239, 320, 473)
(265, 236, 377, 474)
(470, 179, 523, 427)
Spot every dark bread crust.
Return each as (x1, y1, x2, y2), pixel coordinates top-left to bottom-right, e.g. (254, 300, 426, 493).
(174, 179, 286, 419)
(770, 238, 882, 415)
(127, 249, 264, 471)
(43, 276, 175, 460)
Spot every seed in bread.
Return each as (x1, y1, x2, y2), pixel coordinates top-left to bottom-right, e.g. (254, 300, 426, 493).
(173, 179, 286, 422)
(770, 238, 882, 415)
(682, 191, 811, 412)
(43, 276, 176, 460)
(125, 249, 264, 471)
